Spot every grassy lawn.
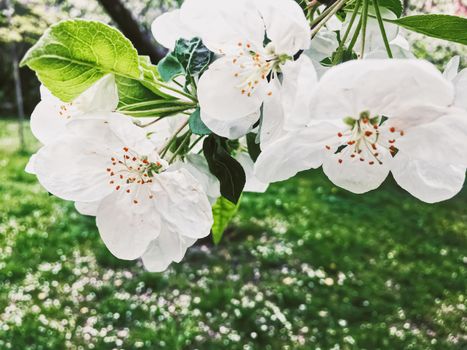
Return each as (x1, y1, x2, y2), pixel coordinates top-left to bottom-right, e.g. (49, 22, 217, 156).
(0, 119, 465, 350)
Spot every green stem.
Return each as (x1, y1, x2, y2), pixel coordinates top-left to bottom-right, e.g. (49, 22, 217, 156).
(309, 0, 342, 28)
(159, 120, 189, 156)
(169, 131, 192, 163)
(145, 80, 197, 102)
(186, 135, 204, 153)
(348, 16, 362, 52)
(310, 0, 348, 38)
(333, 0, 362, 64)
(372, 0, 393, 58)
(359, 0, 369, 58)
(121, 105, 194, 117)
(117, 99, 195, 111)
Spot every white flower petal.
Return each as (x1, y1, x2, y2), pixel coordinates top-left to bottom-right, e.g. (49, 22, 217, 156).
(201, 110, 259, 139)
(25, 153, 37, 174)
(323, 147, 391, 194)
(74, 74, 119, 113)
(96, 189, 161, 260)
(34, 137, 112, 202)
(259, 79, 286, 147)
(281, 55, 318, 129)
(180, 0, 265, 53)
(254, 0, 310, 54)
(75, 201, 100, 216)
(453, 68, 467, 110)
(198, 56, 267, 121)
(255, 123, 337, 183)
(395, 112, 467, 166)
(30, 100, 69, 145)
(172, 154, 221, 204)
(307, 29, 339, 62)
(392, 152, 466, 203)
(142, 226, 196, 272)
(443, 56, 460, 81)
(236, 152, 269, 193)
(310, 59, 455, 121)
(152, 168, 213, 239)
(151, 9, 195, 50)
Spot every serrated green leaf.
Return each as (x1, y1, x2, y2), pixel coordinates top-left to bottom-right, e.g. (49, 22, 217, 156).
(21, 19, 141, 102)
(203, 135, 246, 204)
(189, 108, 211, 135)
(174, 37, 213, 75)
(158, 53, 185, 82)
(389, 15, 467, 45)
(211, 196, 241, 245)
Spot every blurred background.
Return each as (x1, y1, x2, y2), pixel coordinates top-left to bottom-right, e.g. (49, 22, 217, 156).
(0, 0, 466, 349)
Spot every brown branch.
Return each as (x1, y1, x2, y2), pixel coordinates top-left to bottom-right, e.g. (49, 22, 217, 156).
(96, 0, 166, 63)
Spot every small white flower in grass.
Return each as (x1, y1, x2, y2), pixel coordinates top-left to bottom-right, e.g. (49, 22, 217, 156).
(152, 0, 315, 138)
(32, 116, 213, 267)
(255, 59, 467, 203)
(30, 74, 118, 145)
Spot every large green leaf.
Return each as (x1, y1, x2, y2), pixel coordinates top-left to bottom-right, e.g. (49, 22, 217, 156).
(158, 53, 185, 82)
(203, 135, 246, 204)
(21, 19, 141, 102)
(211, 196, 241, 245)
(389, 15, 467, 45)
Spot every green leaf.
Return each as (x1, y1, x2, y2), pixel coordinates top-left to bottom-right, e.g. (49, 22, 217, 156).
(389, 15, 467, 45)
(158, 53, 185, 82)
(211, 196, 241, 245)
(377, 0, 402, 18)
(189, 108, 211, 135)
(173, 37, 213, 75)
(20, 19, 141, 102)
(246, 133, 261, 162)
(203, 135, 246, 204)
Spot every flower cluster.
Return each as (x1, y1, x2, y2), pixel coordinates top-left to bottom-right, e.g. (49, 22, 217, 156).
(24, 0, 467, 270)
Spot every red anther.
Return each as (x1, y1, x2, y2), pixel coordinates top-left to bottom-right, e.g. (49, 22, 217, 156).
(246, 43, 251, 48)
(149, 195, 154, 199)
(388, 139, 395, 144)
(350, 154, 356, 158)
(123, 147, 129, 152)
(267, 91, 273, 96)
(358, 150, 362, 154)
(109, 180, 114, 184)
(360, 158, 365, 162)
(369, 161, 375, 165)
(247, 92, 251, 97)
(156, 162, 161, 166)
(133, 200, 138, 204)
(373, 125, 378, 129)
(112, 162, 116, 166)
(120, 175, 123, 179)
(389, 127, 396, 133)
(233, 58, 237, 64)
(106, 168, 111, 172)
(110, 172, 114, 176)
(111, 158, 115, 161)
(400, 130, 405, 136)
(132, 157, 137, 161)
(371, 144, 377, 150)
(338, 132, 343, 137)
(144, 174, 148, 177)
(365, 131, 373, 137)
(126, 189, 131, 193)
(325, 145, 331, 150)
(374, 152, 379, 157)
(241, 90, 246, 95)
(116, 186, 120, 190)
(362, 118, 368, 124)
(338, 159, 343, 164)
(238, 42, 242, 47)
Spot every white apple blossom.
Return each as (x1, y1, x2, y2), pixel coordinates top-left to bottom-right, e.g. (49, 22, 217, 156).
(255, 59, 467, 203)
(32, 116, 213, 270)
(443, 56, 467, 110)
(152, 0, 313, 139)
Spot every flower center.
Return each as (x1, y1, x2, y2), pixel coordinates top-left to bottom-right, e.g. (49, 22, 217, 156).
(231, 42, 291, 97)
(326, 111, 405, 165)
(106, 147, 165, 203)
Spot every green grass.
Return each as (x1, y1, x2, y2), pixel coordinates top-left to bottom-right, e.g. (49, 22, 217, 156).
(0, 119, 466, 350)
